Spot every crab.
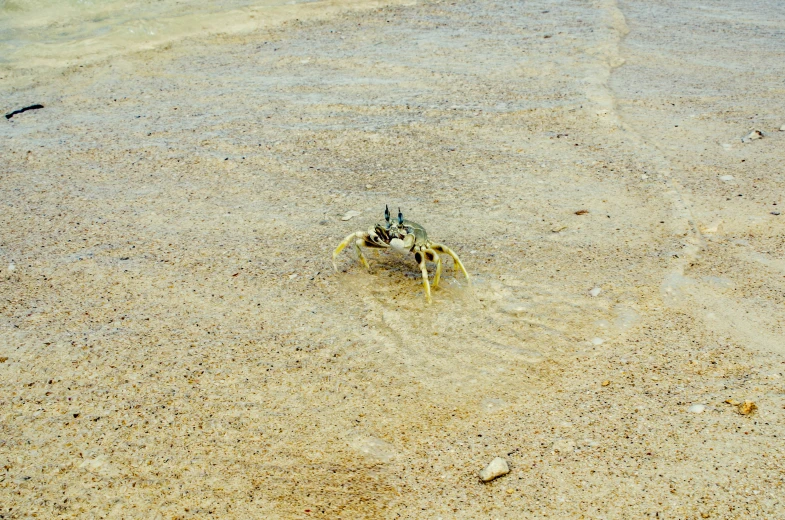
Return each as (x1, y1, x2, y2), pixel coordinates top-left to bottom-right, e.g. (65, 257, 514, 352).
(332, 206, 470, 303)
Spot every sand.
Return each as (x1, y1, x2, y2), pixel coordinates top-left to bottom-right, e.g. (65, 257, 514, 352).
(1, 0, 784, 517)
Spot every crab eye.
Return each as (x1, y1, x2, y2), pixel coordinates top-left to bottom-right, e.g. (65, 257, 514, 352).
(384, 205, 390, 223)
(398, 208, 403, 225)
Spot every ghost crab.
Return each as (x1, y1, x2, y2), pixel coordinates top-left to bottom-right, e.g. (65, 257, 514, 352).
(332, 206, 470, 303)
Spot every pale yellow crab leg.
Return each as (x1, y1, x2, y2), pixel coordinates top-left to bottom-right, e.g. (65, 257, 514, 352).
(414, 250, 432, 304)
(422, 249, 442, 289)
(332, 231, 370, 271)
(431, 243, 470, 283)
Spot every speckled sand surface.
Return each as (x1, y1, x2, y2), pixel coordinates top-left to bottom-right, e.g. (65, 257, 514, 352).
(2, 0, 784, 518)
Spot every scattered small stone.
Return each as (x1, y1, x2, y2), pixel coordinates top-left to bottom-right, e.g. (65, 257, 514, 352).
(575, 209, 589, 215)
(341, 210, 361, 221)
(719, 175, 734, 182)
(687, 404, 706, 414)
(601, 380, 610, 387)
(738, 400, 757, 415)
(0, 357, 8, 363)
(588, 287, 602, 297)
(725, 399, 740, 406)
(479, 457, 510, 482)
(741, 129, 764, 143)
(772, 212, 781, 216)
(8, 263, 15, 272)
(780, 124, 785, 132)
(591, 337, 604, 345)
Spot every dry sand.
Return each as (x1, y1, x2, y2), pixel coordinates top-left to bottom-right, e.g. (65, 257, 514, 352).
(1, 0, 784, 517)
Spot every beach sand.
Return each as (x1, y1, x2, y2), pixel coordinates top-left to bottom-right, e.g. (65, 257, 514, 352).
(1, 0, 784, 517)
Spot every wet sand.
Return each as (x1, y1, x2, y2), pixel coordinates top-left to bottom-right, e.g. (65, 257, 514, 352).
(1, 0, 784, 517)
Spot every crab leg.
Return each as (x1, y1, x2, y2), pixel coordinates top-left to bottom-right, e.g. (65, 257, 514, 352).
(431, 243, 470, 283)
(422, 248, 442, 289)
(333, 231, 370, 271)
(414, 251, 433, 304)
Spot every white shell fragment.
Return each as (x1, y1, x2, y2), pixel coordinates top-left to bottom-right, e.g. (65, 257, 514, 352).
(719, 175, 734, 182)
(741, 129, 764, 143)
(341, 210, 361, 221)
(479, 457, 510, 482)
(589, 287, 602, 297)
(687, 404, 706, 414)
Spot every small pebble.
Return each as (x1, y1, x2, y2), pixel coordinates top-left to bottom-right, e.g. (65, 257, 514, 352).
(780, 124, 785, 131)
(719, 175, 734, 182)
(687, 404, 706, 414)
(741, 129, 763, 143)
(479, 457, 509, 482)
(738, 400, 757, 415)
(591, 337, 604, 345)
(589, 287, 602, 297)
(601, 380, 610, 387)
(8, 263, 15, 272)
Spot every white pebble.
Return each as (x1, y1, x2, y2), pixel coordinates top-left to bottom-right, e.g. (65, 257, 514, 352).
(7, 263, 15, 272)
(588, 287, 602, 297)
(479, 457, 509, 482)
(780, 124, 785, 131)
(591, 337, 605, 345)
(687, 404, 706, 414)
(741, 130, 763, 142)
(719, 175, 734, 182)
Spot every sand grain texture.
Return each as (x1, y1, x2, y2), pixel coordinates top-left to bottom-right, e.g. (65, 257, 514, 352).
(1, 0, 784, 518)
